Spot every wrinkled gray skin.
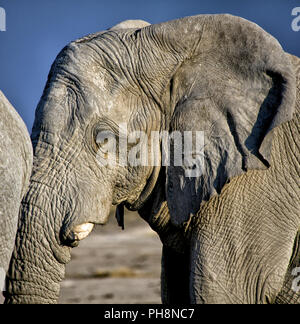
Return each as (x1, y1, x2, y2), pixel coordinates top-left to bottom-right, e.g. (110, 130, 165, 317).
(5, 15, 300, 304)
(0, 91, 33, 288)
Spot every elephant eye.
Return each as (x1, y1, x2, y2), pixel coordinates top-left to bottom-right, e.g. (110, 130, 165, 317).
(96, 131, 114, 145)
(95, 130, 117, 158)
(97, 137, 109, 146)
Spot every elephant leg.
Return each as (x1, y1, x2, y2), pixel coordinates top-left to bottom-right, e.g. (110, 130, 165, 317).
(161, 245, 190, 304)
(275, 231, 300, 304)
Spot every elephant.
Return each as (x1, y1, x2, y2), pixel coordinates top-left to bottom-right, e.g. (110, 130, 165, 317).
(4, 14, 300, 304)
(0, 91, 33, 296)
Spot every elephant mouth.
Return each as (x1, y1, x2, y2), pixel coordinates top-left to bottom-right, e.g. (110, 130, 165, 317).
(61, 223, 95, 247)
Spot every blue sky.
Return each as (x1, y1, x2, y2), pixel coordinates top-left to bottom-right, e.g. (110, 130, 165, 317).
(0, 0, 299, 131)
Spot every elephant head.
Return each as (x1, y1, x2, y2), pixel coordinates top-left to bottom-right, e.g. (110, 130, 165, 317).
(5, 15, 296, 303)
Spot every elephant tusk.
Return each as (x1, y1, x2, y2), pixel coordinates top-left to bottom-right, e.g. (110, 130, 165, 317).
(73, 223, 94, 241)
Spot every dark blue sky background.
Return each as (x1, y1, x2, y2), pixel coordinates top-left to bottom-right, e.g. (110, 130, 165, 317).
(0, 0, 299, 131)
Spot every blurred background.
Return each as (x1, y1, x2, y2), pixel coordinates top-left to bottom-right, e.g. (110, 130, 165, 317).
(0, 0, 299, 303)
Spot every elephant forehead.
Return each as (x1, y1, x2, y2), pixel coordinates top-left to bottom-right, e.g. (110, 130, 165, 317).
(36, 94, 69, 131)
(86, 92, 134, 125)
(37, 37, 140, 134)
(36, 83, 133, 140)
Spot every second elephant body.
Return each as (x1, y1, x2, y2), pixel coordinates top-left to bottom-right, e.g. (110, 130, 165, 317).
(0, 91, 32, 288)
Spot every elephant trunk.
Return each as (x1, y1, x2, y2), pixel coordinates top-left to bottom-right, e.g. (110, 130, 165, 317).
(4, 180, 71, 304)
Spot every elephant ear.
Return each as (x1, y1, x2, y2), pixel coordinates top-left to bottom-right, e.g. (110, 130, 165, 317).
(162, 15, 296, 227)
